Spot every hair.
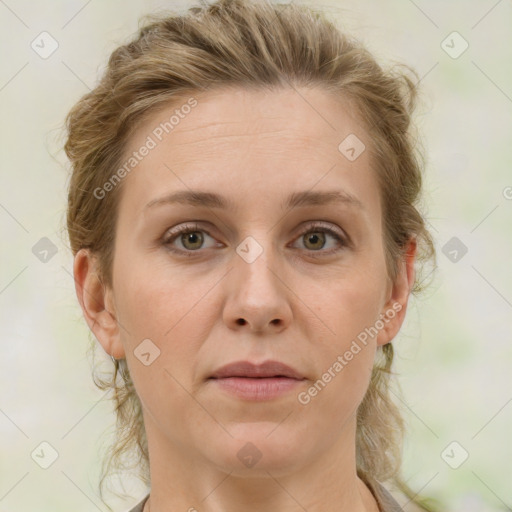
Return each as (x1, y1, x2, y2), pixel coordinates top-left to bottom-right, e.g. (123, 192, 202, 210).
(64, 0, 438, 510)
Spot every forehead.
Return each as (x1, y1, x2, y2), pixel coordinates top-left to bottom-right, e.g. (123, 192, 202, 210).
(116, 86, 379, 220)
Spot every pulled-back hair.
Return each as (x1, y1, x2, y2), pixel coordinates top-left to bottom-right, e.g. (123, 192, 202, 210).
(64, 0, 437, 509)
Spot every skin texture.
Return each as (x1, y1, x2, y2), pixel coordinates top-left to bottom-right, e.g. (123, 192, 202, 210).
(74, 86, 416, 512)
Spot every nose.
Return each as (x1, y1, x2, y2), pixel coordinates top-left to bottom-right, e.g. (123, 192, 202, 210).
(223, 237, 292, 334)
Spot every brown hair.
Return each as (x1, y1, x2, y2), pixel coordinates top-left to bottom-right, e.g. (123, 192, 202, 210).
(64, 0, 438, 509)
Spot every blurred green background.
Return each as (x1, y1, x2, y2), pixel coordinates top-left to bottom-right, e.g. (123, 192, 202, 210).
(1, 0, 511, 511)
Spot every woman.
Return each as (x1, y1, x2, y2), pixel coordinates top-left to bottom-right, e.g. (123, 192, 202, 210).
(65, 0, 437, 511)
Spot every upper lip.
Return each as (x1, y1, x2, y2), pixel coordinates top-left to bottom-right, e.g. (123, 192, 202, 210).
(209, 360, 304, 380)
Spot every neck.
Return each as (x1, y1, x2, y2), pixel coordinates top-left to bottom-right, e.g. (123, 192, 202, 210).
(141, 413, 379, 512)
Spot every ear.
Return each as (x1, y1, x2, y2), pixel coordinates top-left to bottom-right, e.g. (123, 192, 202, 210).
(73, 248, 126, 359)
(376, 237, 417, 347)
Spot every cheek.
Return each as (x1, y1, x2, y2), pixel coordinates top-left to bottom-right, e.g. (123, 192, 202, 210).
(307, 261, 388, 348)
(315, 349, 375, 433)
(114, 265, 215, 423)
(114, 251, 196, 337)
(301, 288, 378, 425)
(297, 263, 386, 408)
(113, 256, 219, 371)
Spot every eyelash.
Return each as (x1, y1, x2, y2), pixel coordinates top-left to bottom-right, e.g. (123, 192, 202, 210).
(162, 222, 348, 259)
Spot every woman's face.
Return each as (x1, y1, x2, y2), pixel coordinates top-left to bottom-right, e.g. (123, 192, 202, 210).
(78, 86, 414, 476)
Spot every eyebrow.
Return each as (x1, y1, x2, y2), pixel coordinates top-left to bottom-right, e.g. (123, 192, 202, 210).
(143, 189, 364, 212)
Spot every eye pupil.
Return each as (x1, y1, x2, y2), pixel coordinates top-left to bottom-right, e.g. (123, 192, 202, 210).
(304, 231, 325, 250)
(182, 231, 203, 250)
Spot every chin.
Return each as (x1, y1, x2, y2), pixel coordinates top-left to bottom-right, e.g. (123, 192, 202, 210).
(203, 423, 307, 475)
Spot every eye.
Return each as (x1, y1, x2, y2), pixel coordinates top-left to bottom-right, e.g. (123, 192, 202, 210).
(162, 221, 348, 258)
(162, 223, 220, 257)
(291, 222, 347, 257)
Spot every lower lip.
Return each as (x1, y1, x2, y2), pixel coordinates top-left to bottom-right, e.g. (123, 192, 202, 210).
(209, 377, 304, 401)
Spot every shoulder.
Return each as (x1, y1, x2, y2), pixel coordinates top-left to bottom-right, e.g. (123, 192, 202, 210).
(124, 486, 427, 512)
(126, 493, 149, 512)
(386, 489, 427, 512)
(366, 479, 426, 512)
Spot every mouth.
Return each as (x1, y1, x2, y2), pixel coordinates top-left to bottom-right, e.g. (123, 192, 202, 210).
(208, 360, 304, 380)
(207, 360, 305, 401)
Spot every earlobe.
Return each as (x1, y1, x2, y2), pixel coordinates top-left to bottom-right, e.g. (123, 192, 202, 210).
(73, 248, 126, 359)
(376, 237, 417, 347)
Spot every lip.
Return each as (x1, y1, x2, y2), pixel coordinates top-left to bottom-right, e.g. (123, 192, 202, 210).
(209, 360, 304, 380)
(208, 360, 306, 401)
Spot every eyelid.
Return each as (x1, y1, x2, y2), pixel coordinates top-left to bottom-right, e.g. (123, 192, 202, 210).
(295, 221, 347, 241)
(162, 222, 219, 247)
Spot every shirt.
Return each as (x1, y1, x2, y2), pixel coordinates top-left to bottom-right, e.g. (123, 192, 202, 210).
(126, 480, 404, 511)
